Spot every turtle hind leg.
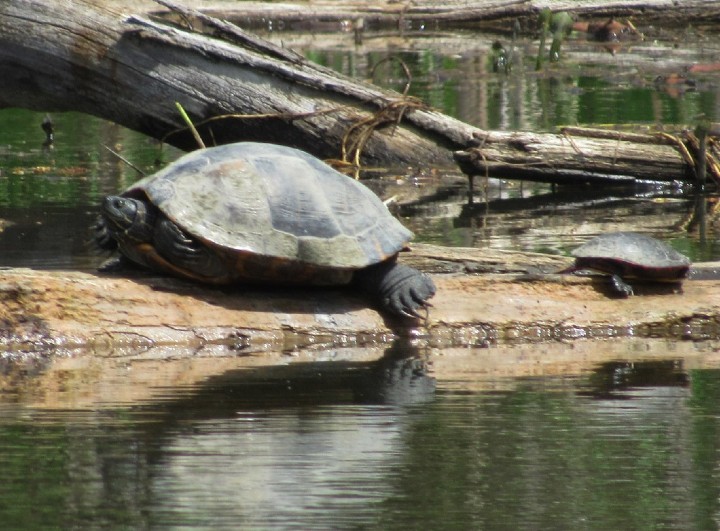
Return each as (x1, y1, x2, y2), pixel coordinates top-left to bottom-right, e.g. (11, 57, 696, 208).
(354, 261, 436, 319)
(98, 254, 137, 273)
(153, 217, 229, 282)
(609, 274, 634, 297)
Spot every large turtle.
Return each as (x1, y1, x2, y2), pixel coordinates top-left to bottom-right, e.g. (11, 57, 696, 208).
(560, 232, 691, 296)
(94, 142, 436, 318)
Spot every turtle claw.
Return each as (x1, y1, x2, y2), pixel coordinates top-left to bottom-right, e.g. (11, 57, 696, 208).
(395, 301, 432, 321)
(387, 292, 424, 319)
(97, 255, 126, 272)
(354, 261, 436, 318)
(159, 219, 200, 256)
(374, 265, 436, 320)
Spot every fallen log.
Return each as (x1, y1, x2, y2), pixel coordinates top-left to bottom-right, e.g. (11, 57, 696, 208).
(202, 0, 720, 30)
(0, 0, 467, 167)
(0, 0, 712, 186)
(1, 244, 720, 356)
(454, 127, 706, 186)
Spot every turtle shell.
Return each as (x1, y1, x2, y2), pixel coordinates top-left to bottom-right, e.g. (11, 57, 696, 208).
(123, 142, 412, 272)
(571, 232, 690, 280)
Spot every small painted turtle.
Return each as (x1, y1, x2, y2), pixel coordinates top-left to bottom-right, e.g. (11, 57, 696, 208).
(94, 142, 436, 318)
(560, 232, 691, 296)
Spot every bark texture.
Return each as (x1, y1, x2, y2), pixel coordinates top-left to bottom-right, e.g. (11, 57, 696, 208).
(1, 245, 719, 354)
(454, 127, 701, 185)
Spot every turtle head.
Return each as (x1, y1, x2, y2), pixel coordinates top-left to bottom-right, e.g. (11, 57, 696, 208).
(100, 195, 155, 244)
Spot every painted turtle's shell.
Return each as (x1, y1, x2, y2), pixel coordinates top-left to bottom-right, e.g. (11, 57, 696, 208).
(122, 142, 412, 273)
(571, 232, 690, 280)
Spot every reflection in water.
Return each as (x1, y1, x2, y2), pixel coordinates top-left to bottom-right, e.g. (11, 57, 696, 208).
(153, 404, 406, 527)
(2, 356, 720, 528)
(454, 185, 697, 256)
(0, 347, 436, 528)
(584, 359, 689, 398)
(0, 205, 100, 271)
(147, 348, 435, 527)
(383, 361, 716, 530)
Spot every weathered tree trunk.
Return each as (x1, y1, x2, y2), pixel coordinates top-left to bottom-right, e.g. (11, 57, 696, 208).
(1, 245, 719, 354)
(0, 0, 467, 167)
(454, 127, 702, 185)
(0, 0, 710, 185)
(207, 0, 720, 29)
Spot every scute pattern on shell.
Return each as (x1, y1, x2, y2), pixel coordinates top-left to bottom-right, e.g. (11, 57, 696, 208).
(571, 232, 690, 268)
(125, 143, 413, 269)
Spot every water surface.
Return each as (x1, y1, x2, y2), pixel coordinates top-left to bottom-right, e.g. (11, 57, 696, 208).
(2, 348, 720, 529)
(2, 17, 720, 530)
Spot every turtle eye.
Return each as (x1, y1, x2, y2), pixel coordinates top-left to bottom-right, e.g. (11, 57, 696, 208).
(104, 196, 124, 212)
(109, 198, 124, 210)
(103, 196, 139, 229)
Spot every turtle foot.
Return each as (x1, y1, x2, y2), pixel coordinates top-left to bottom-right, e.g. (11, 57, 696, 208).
(355, 262, 436, 319)
(383, 272, 436, 319)
(609, 274, 634, 297)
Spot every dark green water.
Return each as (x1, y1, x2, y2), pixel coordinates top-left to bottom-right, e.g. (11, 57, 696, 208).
(1, 356, 719, 529)
(2, 20, 720, 530)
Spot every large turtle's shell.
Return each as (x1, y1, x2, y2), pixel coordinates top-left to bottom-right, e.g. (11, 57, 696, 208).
(123, 142, 412, 271)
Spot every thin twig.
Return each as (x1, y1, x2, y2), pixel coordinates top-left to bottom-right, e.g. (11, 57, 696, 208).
(175, 101, 205, 149)
(101, 144, 145, 176)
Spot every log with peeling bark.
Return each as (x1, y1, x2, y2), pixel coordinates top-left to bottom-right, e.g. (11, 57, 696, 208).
(0, 0, 714, 185)
(0, 0, 465, 167)
(454, 126, 708, 186)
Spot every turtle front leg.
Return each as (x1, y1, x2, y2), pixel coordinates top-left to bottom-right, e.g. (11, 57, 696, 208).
(153, 218, 228, 281)
(354, 261, 436, 319)
(92, 217, 118, 251)
(609, 274, 634, 297)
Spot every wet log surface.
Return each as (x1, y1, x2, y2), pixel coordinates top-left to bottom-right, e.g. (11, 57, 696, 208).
(2, 244, 720, 357)
(0, 0, 711, 184)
